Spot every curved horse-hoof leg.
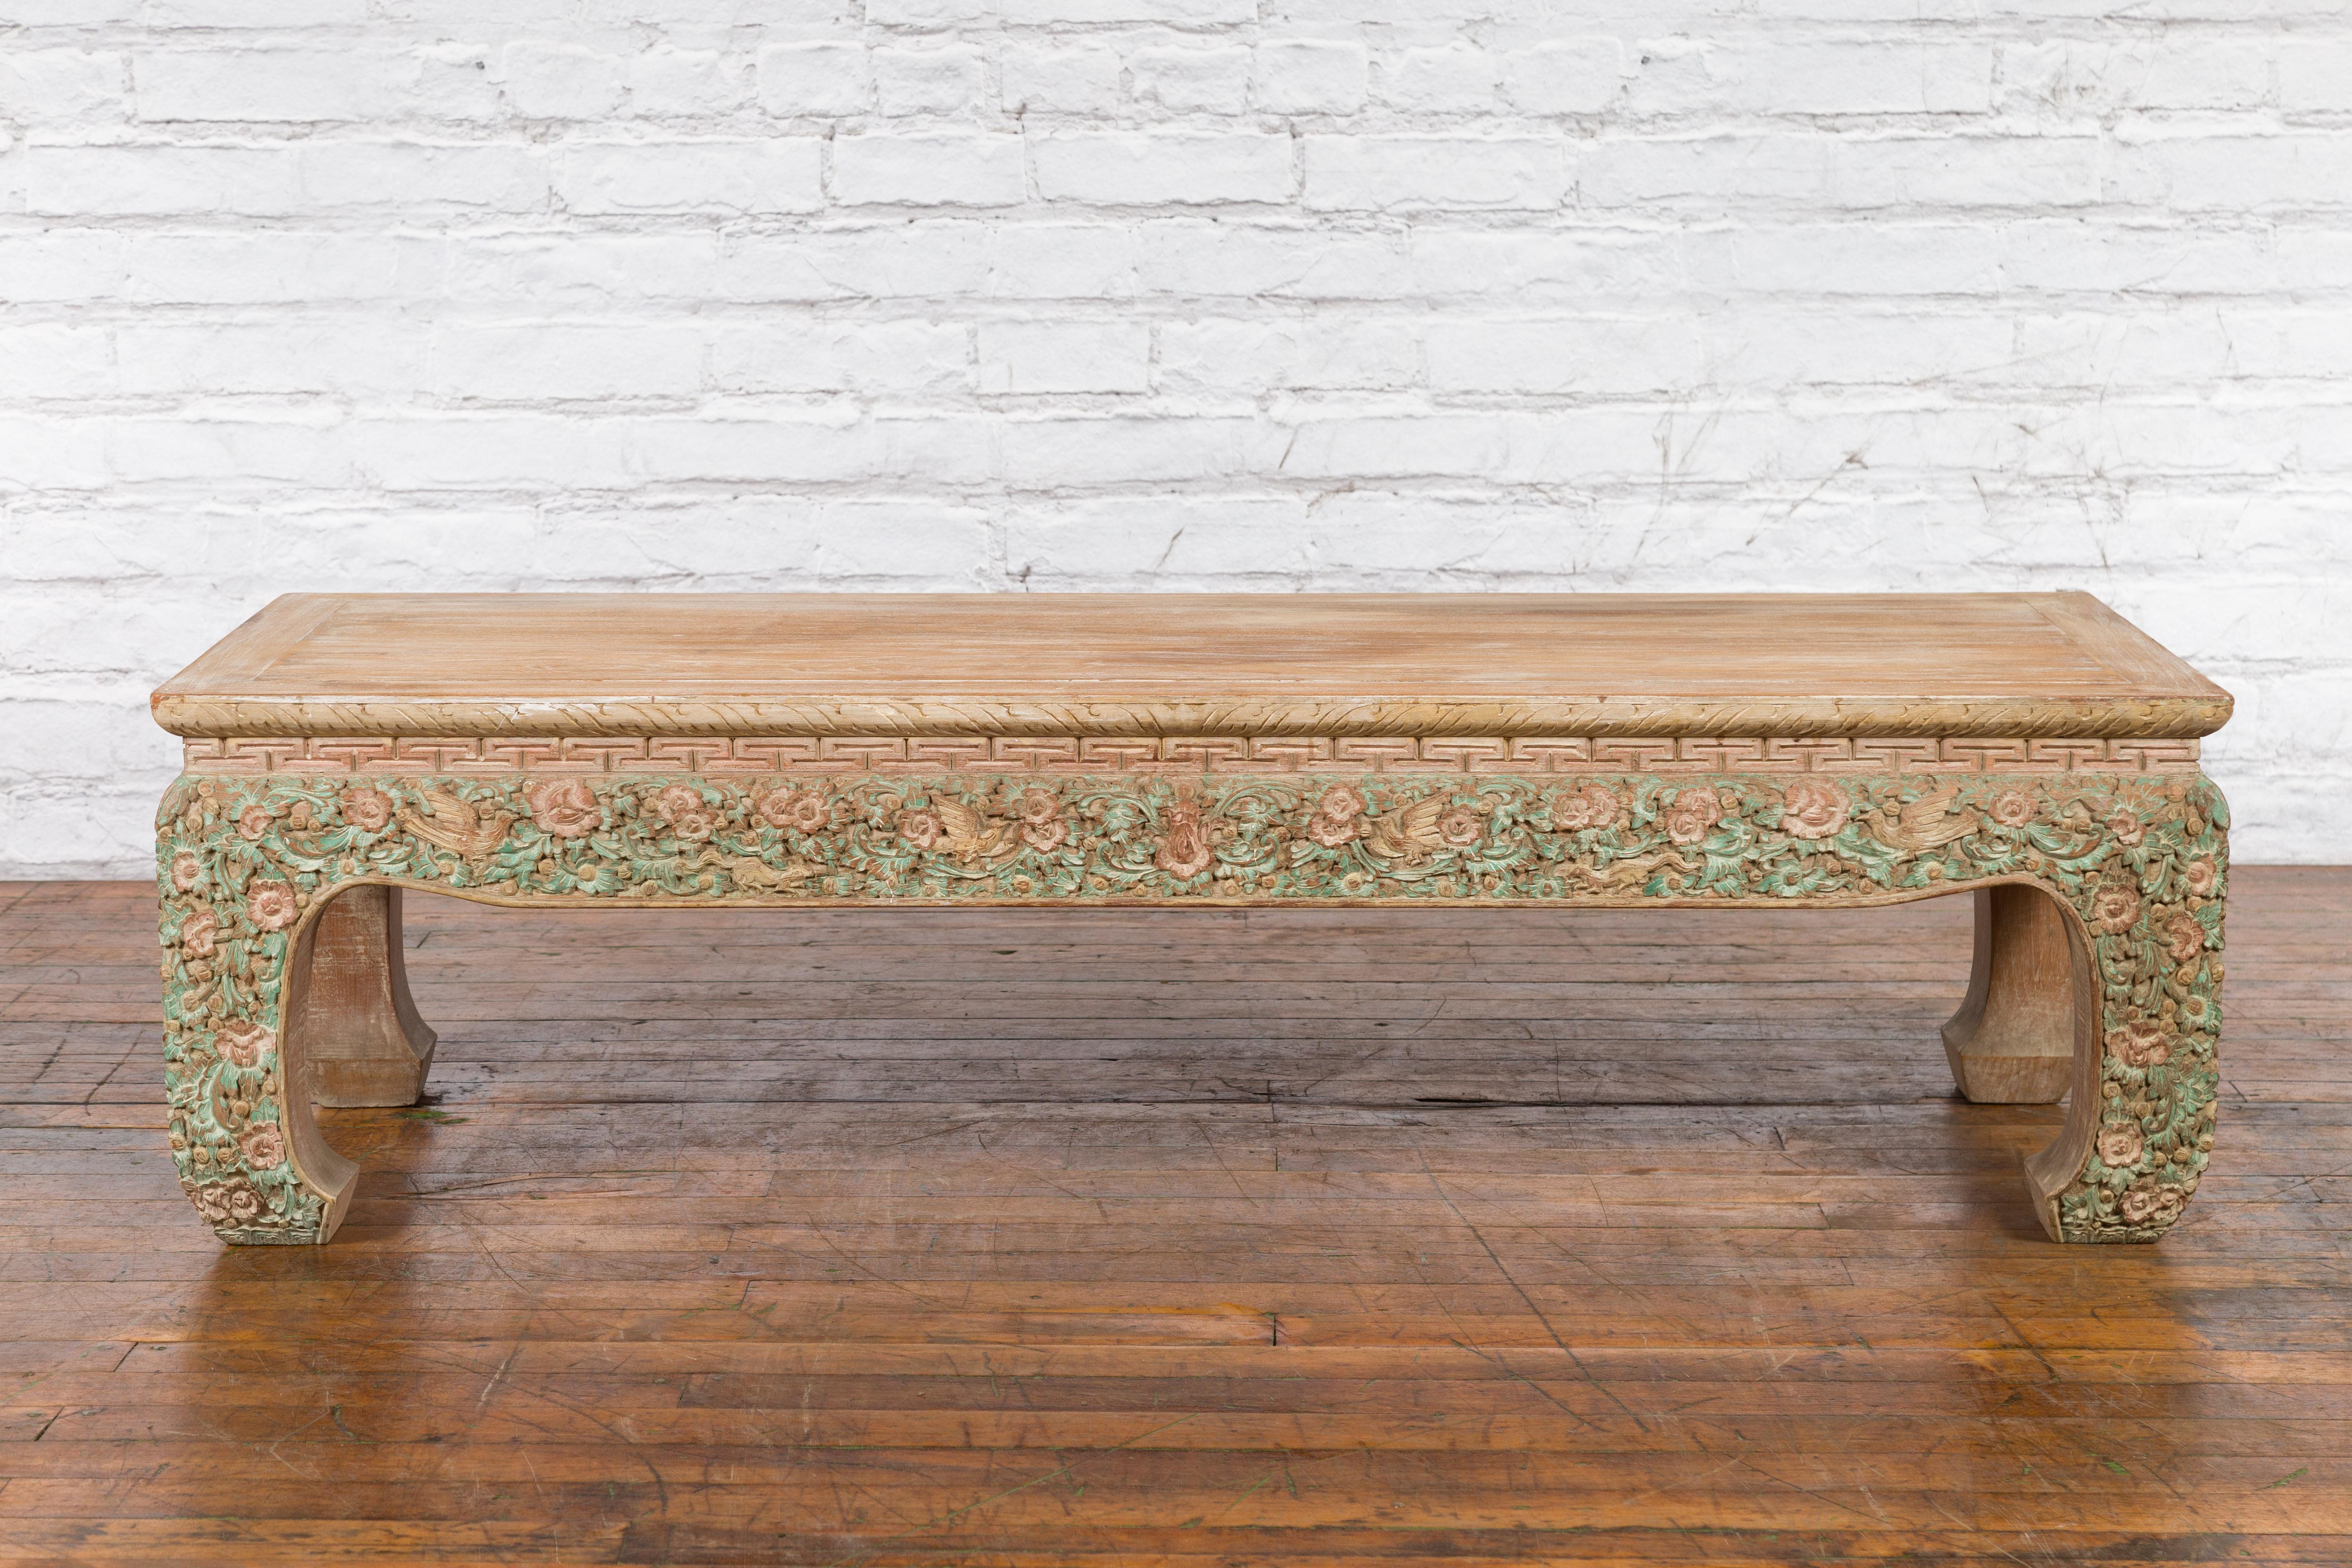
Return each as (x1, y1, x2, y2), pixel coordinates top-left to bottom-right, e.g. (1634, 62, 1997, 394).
(1942, 885, 2080, 1105)
(164, 885, 361, 1245)
(297, 885, 438, 1108)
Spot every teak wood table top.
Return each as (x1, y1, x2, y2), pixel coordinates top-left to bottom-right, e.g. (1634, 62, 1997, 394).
(155, 591, 2230, 741)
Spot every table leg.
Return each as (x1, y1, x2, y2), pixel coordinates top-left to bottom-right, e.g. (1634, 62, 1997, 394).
(293, 885, 438, 1108)
(1942, 884, 2080, 1105)
(164, 889, 360, 1245)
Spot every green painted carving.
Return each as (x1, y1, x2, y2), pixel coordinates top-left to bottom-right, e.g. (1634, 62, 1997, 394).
(157, 769, 2227, 1246)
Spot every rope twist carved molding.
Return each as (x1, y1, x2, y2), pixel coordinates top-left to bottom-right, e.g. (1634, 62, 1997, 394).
(156, 766, 2227, 1247)
(181, 733, 2205, 778)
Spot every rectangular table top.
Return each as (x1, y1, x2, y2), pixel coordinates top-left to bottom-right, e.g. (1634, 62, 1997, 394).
(153, 591, 2229, 740)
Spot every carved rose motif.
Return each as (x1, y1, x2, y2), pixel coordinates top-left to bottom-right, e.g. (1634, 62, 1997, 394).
(2097, 1124, 2144, 1168)
(1317, 786, 1366, 824)
(1660, 786, 1722, 846)
(194, 1179, 264, 1226)
(239, 1124, 286, 1170)
(2108, 1021, 2169, 1069)
(2088, 882, 2142, 934)
(648, 785, 714, 842)
(1778, 778, 1849, 842)
(236, 804, 274, 842)
(757, 789, 829, 833)
(1437, 806, 1484, 849)
(1155, 801, 1213, 880)
(1306, 812, 1358, 848)
(2162, 911, 2206, 964)
(526, 779, 600, 840)
(1011, 790, 1067, 851)
(340, 788, 393, 833)
(1987, 790, 2037, 827)
(170, 852, 202, 893)
(1305, 785, 1365, 848)
(898, 809, 941, 850)
(179, 908, 219, 957)
(655, 784, 706, 824)
(2119, 1181, 2183, 1226)
(1550, 784, 1621, 831)
(2184, 860, 2218, 897)
(216, 1019, 273, 1068)
(245, 882, 298, 931)
(2106, 810, 2145, 847)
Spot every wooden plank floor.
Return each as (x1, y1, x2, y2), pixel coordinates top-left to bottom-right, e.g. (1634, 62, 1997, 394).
(0, 871, 2348, 1566)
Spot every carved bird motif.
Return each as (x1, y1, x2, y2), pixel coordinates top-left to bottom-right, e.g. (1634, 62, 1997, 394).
(1361, 795, 1459, 864)
(1865, 784, 1980, 853)
(396, 788, 516, 862)
(934, 798, 1018, 864)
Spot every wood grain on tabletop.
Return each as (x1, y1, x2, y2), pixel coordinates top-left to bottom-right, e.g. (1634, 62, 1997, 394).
(0, 871, 2346, 1563)
(148, 591, 2233, 739)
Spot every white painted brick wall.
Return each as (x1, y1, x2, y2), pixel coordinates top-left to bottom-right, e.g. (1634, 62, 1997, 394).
(2, 3, 2347, 876)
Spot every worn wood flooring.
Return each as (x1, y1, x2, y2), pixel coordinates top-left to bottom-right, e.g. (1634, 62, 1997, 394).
(1, 870, 2348, 1565)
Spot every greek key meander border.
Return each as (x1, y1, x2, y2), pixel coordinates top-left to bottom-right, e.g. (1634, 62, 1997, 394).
(159, 766, 2227, 1249)
(182, 733, 2204, 778)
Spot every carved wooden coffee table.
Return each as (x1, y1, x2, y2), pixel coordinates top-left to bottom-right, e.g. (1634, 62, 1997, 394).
(153, 592, 2232, 1246)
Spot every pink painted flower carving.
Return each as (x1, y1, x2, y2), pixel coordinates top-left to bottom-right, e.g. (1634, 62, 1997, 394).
(654, 784, 705, 824)
(1987, 790, 2037, 828)
(1317, 786, 1365, 824)
(196, 1179, 265, 1225)
(1011, 790, 1068, 851)
(170, 852, 202, 893)
(1548, 784, 1621, 832)
(246, 882, 298, 931)
(2183, 860, 2219, 897)
(2107, 1021, 2168, 1069)
(340, 788, 393, 833)
(239, 1124, 286, 1170)
(1305, 815, 1356, 849)
(2096, 1124, 2144, 1168)
(2105, 810, 2145, 847)
(1304, 785, 1365, 848)
(2088, 883, 2142, 934)
(179, 908, 218, 957)
(1155, 801, 1213, 880)
(527, 779, 600, 840)
(757, 788, 828, 833)
(1660, 786, 1723, 845)
(1437, 806, 1484, 849)
(2119, 1181, 2183, 1226)
(1777, 779, 1849, 841)
(898, 809, 941, 850)
(236, 805, 274, 842)
(2162, 911, 2206, 964)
